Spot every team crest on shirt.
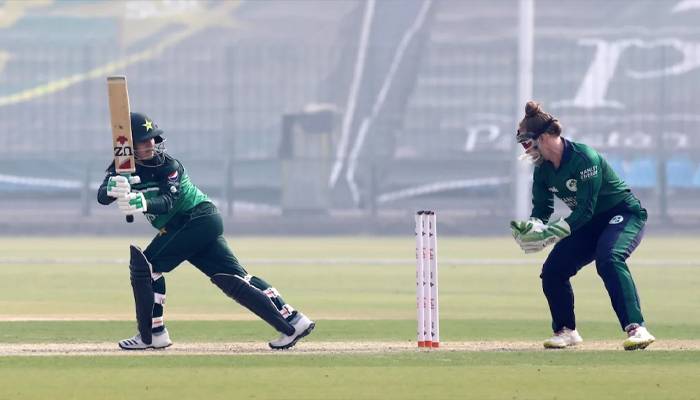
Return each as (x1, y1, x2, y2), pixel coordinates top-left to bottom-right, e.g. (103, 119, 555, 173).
(566, 179, 577, 192)
(609, 215, 624, 224)
(167, 171, 179, 182)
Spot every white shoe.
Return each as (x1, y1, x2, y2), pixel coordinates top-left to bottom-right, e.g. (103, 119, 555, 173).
(543, 327, 583, 349)
(623, 326, 655, 351)
(268, 313, 315, 350)
(118, 328, 172, 350)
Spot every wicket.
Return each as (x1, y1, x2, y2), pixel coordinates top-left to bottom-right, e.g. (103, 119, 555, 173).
(415, 210, 439, 348)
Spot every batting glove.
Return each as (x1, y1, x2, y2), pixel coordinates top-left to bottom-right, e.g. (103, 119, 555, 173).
(517, 218, 571, 254)
(106, 175, 141, 198)
(106, 176, 130, 198)
(118, 192, 148, 215)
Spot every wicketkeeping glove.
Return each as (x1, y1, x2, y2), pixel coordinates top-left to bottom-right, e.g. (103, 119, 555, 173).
(510, 218, 547, 240)
(517, 218, 571, 254)
(118, 192, 148, 215)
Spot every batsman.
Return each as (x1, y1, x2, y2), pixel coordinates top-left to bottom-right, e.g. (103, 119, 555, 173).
(510, 101, 655, 351)
(98, 112, 315, 350)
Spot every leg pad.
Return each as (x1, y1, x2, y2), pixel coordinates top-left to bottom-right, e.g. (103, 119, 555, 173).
(211, 273, 294, 335)
(130, 245, 154, 345)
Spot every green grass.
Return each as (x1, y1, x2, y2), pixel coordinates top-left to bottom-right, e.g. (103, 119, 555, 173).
(1, 235, 697, 260)
(1, 319, 699, 343)
(0, 237, 698, 324)
(0, 236, 699, 399)
(0, 352, 699, 400)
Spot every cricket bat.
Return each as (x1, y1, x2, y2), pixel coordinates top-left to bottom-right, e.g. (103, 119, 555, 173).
(107, 76, 136, 223)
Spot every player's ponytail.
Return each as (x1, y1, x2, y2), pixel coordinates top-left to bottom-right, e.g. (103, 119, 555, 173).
(519, 101, 562, 137)
(525, 101, 541, 117)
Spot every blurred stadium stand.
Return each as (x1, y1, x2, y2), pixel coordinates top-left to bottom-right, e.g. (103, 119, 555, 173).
(0, 0, 699, 234)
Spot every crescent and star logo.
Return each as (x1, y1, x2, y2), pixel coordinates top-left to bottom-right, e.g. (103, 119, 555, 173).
(609, 215, 624, 224)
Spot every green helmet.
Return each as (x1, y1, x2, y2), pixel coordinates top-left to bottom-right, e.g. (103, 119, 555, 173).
(130, 112, 164, 143)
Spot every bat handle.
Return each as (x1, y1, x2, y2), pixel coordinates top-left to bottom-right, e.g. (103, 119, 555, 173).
(121, 173, 136, 223)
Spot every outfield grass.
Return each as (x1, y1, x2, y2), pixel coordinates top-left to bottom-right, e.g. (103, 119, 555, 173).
(0, 236, 698, 399)
(1, 352, 699, 400)
(0, 236, 698, 324)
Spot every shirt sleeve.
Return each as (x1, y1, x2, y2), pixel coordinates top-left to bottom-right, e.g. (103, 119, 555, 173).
(530, 167, 554, 223)
(96, 162, 117, 205)
(565, 154, 603, 231)
(145, 160, 183, 215)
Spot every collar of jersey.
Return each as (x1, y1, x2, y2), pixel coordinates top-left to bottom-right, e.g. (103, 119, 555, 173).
(561, 138, 573, 165)
(544, 137, 572, 171)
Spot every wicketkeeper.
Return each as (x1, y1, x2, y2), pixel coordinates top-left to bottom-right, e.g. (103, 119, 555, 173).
(97, 112, 315, 350)
(510, 101, 655, 351)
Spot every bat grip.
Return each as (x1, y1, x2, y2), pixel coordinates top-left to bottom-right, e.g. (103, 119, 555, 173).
(121, 173, 135, 223)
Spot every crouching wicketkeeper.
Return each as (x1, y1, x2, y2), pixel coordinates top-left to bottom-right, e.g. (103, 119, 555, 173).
(510, 101, 655, 351)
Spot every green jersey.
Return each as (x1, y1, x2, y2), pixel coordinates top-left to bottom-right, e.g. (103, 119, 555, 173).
(531, 139, 636, 232)
(98, 153, 209, 229)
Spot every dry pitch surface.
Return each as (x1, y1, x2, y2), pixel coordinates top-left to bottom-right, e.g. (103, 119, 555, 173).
(2, 340, 699, 356)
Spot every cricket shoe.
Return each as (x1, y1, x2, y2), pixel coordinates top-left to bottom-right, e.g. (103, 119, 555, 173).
(269, 313, 315, 350)
(623, 325, 655, 351)
(118, 328, 172, 350)
(543, 327, 583, 349)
